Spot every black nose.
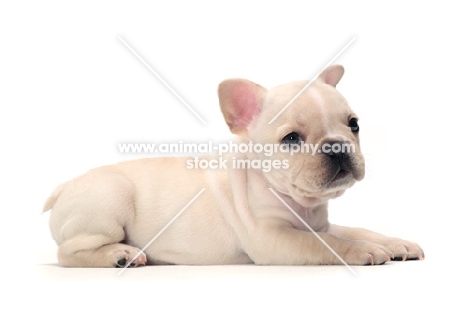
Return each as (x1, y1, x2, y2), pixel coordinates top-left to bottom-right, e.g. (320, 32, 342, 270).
(322, 141, 349, 163)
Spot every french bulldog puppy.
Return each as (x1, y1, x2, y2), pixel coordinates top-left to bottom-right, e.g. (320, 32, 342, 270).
(43, 65, 424, 267)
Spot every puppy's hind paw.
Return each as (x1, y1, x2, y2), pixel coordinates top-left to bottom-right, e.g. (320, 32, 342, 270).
(113, 246, 147, 268)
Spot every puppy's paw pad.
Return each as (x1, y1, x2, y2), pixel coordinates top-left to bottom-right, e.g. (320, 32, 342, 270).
(128, 251, 147, 267)
(112, 247, 147, 268)
(115, 256, 128, 268)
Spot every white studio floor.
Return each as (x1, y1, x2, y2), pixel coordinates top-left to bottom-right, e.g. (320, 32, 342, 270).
(22, 257, 463, 311)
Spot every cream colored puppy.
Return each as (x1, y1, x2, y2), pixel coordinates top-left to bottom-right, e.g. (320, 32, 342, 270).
(43, 65, 424, 267)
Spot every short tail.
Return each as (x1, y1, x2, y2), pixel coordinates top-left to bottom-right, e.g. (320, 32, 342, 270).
(43, 183, 64, 212)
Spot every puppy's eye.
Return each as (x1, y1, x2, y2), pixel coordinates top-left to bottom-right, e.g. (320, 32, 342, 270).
(282, 132, 302, 145)
(348, 118, 359, 133)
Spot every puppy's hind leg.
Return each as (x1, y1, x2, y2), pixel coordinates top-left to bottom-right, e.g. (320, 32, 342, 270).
(49, 171, 147, 268)
(58, 233, 147, 268)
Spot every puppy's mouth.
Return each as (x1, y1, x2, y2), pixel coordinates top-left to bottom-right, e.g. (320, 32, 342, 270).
(291, 169, 353, 196)
(326, 167, 353, 188)
(332, 168, 350, 182)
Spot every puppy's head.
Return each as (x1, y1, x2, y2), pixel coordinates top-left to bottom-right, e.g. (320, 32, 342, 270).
(218, 65, 364, 206)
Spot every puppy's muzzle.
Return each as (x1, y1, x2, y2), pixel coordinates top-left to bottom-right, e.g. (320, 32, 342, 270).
(322, 140, 356, 181)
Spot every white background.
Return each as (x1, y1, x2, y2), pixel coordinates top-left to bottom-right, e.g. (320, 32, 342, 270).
(1, 1, 467, 310)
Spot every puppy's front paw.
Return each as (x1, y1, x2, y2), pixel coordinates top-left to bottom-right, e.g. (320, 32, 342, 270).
(380, 238, 425, 261)
(342, 240, 393, 265)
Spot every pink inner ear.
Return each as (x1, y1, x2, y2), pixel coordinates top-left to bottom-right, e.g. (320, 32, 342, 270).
(320, 65, 344, 87)
(231, 84, 261, 130)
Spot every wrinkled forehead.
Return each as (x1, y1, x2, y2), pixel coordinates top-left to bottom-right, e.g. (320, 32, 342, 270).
(262, 81, 353, 123)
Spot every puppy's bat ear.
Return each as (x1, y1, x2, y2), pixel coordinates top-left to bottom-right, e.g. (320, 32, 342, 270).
(318, 65, 345, 87)
(218, 79, 266, 136)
